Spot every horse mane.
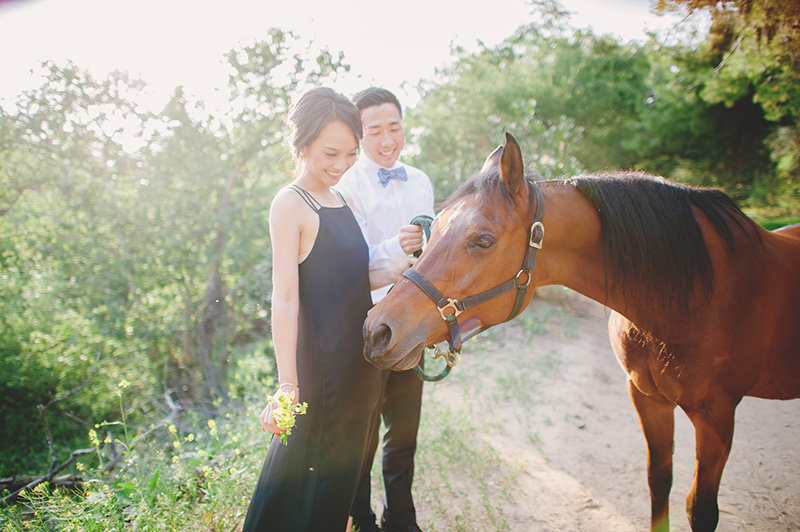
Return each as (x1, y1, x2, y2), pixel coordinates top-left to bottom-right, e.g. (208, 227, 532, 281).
(569, 171, 759, 309)
(441, 167, 514, 208)
(442, 168, 759, 310)
(440, 166, 538, 221)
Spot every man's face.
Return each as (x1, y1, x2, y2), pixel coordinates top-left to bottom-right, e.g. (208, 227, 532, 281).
(360, 102, 405, 168)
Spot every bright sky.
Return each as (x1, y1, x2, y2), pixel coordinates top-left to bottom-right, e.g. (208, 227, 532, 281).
(0, 0, 687, 111)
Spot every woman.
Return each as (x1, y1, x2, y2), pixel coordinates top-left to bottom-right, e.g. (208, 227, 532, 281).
(242, 87, 411, 532)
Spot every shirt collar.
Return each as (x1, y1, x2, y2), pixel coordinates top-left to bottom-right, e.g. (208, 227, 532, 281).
(357, 152, 403, 179)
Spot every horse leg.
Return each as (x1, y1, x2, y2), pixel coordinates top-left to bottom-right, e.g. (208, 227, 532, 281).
(628, 380, 675, 532)
(683, 397, 737, 532)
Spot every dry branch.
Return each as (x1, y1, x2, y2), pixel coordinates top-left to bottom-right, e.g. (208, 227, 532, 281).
(1, 448, 94, 505)
(2, 389, 182, 506)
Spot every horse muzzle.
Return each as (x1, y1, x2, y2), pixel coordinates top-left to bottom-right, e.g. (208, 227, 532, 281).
(362, 312, 426, 371)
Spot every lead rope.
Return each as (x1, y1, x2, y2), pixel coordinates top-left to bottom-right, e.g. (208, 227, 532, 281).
(407, 215, 459, 382)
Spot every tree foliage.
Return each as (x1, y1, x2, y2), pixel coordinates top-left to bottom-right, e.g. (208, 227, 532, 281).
(409, 0, 797, 208)
(1, 4, 798, 479)
(656, 0, 800, 202)
(0, 29, 347, 474)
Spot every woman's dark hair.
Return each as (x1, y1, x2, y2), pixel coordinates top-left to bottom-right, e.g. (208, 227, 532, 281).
(351, 87, 403, 118)
(286, 87, 363, 158)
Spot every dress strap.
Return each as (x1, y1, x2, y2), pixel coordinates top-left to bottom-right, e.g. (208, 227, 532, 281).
(289, 185, 321, 212)
(332, 189, 348, 207)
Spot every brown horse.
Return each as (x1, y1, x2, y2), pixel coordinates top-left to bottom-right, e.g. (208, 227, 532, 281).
(363, 133, 800, 531)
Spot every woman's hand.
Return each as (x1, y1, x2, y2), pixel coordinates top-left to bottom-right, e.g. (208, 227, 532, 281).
(368, 256, 416, 291)
(392, 255, 416, 279)
(260, 384, 300, 436)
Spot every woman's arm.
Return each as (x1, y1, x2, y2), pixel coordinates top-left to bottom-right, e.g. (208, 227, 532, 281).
(260, 190, 303, 436)
(368, 255, 415, 291)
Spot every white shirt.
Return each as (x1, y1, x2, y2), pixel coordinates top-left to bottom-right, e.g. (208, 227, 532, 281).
(336, 153, 435, 303)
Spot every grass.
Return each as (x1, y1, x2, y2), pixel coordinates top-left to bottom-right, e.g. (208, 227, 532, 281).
(1, 290, 579, 532)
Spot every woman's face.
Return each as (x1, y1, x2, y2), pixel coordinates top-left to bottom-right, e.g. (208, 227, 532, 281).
(300, 120, 359, 187)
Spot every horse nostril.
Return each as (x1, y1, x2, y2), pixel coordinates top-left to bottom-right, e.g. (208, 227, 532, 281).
(372, 323, 392, 354)
(364, 322, 392, 362)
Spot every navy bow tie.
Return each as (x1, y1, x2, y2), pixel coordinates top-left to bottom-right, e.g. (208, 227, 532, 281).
(378, 166, 408, 187)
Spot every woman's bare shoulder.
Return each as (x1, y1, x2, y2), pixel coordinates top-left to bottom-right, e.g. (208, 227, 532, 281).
(272, 184, 301, 205)
(272, 185, 305, 212)
(270, 185, 315, 226)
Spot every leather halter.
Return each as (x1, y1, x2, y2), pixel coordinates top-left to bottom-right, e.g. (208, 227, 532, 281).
(402, 180, 545, 379)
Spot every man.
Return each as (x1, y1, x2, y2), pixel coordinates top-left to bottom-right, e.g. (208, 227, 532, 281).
(337, 87, 434, 532)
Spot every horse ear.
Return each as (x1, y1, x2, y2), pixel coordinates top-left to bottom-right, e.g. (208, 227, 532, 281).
(499, 132, 525, 195)
(481, 145, 504, 172)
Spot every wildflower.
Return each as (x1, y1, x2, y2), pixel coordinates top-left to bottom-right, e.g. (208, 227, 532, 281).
(185, 433, 195, 442)
(269, 391, 309, 446)
(88, 429, 100, 446)
(168, 424, 177, 435)
(208, 419, 218, 437)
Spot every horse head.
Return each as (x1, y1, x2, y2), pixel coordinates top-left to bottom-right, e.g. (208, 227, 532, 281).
(363, 133, 541, 371)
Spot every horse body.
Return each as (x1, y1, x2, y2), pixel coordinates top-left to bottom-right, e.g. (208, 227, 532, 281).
(363, 133, 800, 531)
(606, 223, 800, 530)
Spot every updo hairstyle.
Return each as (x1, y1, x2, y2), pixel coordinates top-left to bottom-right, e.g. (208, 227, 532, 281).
(286, 87, 363, 160)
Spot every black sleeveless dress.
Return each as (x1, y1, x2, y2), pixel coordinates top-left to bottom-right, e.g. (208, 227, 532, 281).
(242, 186, 381, 532)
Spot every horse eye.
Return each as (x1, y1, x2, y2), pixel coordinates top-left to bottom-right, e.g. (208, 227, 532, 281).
(472, 235, 495, 249)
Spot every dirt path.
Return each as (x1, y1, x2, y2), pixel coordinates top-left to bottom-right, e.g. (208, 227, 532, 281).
(409, 288, 800, 531)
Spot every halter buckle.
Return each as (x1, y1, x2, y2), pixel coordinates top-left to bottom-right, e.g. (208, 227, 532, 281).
(529, 221, 544, 249)
(438, 298, 462, 321)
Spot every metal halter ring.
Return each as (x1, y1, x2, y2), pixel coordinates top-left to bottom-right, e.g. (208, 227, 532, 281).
(438, 299, 463, 321)
(530, 221, 544, 249)
(515, 269, 532, 287)
(429, 345, 460, 367)
(414, 345, 460, 382)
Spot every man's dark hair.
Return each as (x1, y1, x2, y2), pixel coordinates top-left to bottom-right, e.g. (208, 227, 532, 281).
(352, 87, 403, 118)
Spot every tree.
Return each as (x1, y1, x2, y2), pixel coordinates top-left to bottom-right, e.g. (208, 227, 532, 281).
(655, 0, 800, 206)
(408, 27, 585, 198)
(0, 29, 352, 474)
(0, 62, 157, 473)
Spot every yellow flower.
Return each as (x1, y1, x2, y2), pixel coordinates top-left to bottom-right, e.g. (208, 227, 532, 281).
(185, 433, 195, 442)
(269, 391, 309, 446)
(168, 424, 177, 435)
(207, 419, 218, 437)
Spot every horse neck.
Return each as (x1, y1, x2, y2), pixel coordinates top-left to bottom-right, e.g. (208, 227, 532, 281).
(534, 181, 631, 314)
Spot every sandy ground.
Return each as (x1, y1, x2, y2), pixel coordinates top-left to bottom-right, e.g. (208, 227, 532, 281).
(408, 288, 800, 531)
